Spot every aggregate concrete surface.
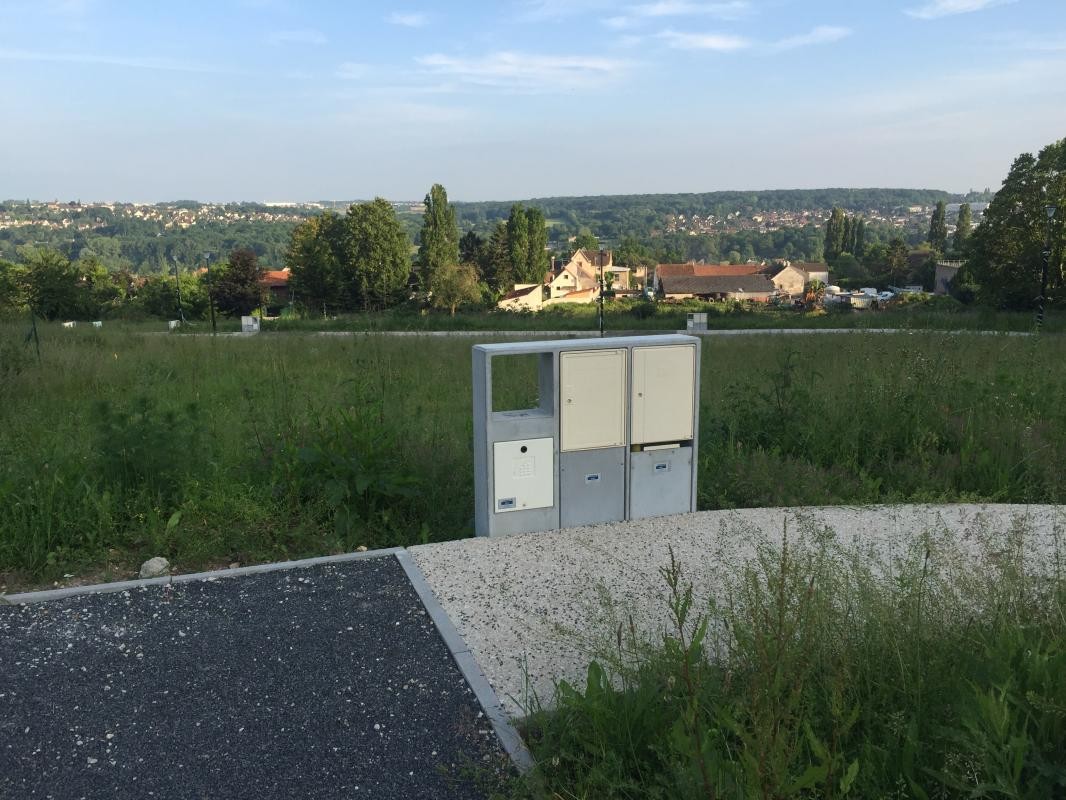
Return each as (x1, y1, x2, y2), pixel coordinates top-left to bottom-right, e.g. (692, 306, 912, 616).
(0, 556, 512, 800)
(411, 503, 1066, 718)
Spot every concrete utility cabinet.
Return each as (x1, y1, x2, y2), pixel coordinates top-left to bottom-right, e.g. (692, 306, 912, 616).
(472, 335, 700, 537)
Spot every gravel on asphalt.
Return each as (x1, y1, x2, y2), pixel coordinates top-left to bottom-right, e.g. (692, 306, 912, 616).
(0, 556, 512, 800)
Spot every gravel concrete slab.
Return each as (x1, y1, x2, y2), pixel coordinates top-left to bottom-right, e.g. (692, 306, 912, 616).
(410, 504, 1066, 719)
(0, 556, 511, 800)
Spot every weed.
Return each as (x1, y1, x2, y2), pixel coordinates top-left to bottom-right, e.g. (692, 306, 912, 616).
(521, 523, 1066, 799)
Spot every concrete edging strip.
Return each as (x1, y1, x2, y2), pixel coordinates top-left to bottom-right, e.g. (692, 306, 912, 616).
(1, 547, 404, 605)
(394, 549, 535, 774)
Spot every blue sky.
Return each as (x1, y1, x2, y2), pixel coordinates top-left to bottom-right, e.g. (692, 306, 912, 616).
(1, 0, 1064, 201)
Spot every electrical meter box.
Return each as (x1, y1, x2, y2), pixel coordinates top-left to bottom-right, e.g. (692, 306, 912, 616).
(472, 335, 700, 537)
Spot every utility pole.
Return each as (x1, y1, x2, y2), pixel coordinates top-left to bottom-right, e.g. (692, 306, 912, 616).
(1038, 204, 1057, 331)
(203, 252, 217, 335)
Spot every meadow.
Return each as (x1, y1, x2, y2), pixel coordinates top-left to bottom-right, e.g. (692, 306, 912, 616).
(259, 298, 1066, 334)
(516, 521, 1066, 799)
(2, 320, 1065, 589)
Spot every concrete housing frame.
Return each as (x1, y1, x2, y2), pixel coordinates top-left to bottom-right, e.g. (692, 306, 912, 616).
(472, 334, 701, 538)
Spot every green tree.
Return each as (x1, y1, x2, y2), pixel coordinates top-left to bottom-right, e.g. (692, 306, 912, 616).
(953, 203, 972, 253)
(345, 198, 411, 310)
(964, 138, 1066, 308)
(429, 262, 482, 315)
(928, 201, 948, 253)
(0, 259, 28, 315)
(506, 204, 530, 285)
(572, 229, 599, 255)
(418, 184, 459, 295)
(524, 206, 549, 283)
(459, 231, 486, 275)
(854, 218, 866, 258)
(133, 273, 208, 320)
(886, 238, 909, 286)
(20, 248, 88, 320)
(484, 221, 512, 293)
(824, 207, 846, 262)
(213, 248, 264, 317)
(841, 216, 853, 254)
(287, 212, 346, 314)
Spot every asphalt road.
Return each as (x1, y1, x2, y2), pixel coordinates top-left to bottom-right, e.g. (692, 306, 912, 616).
(0, 557, 512, 800)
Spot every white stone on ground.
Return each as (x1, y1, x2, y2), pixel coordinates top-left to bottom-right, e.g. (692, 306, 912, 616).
(410, 504, 1066, 719)
(139, 557, 170, 579)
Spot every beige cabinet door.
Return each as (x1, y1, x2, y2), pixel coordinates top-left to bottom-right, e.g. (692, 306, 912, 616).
(560, 349, 627, 451)
(631, 345, 696, 444)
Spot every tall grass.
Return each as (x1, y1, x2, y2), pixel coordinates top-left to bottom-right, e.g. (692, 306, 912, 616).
(519, 522, 1066, 798)
(261, 302, 1066, 334)
(2, 321, 1065, 587)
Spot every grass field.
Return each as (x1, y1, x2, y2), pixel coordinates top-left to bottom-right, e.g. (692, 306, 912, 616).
(2, 320, 1065, 589)
(164, 299, 1066, 335)
(517, 522, 1066, 799)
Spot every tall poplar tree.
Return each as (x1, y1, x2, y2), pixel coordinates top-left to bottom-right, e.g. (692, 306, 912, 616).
(953, 203, 972, 253)
(824, 207, 846, 262)
(523, 206, 549, 283)
(928, 201, 948, 253)
(484, 221, 512, 293)
(842, 216, 853, 254)
(418, 184, 459, 295)
(506, 204, 530, 284)
(854, 218, 866, 259)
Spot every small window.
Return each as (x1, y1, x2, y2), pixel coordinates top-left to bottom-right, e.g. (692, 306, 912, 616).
(492, 353, 541, 412)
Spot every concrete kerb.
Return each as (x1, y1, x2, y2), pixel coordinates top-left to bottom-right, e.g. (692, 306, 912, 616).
(1, 545, 536, 775)
(395, 550, 536, 773)
(1, 548, 404, 605)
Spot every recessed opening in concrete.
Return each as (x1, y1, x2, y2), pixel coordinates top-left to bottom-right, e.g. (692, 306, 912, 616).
(491, 353, 542, 412)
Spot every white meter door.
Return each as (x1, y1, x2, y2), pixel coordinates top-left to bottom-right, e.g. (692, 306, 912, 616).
(560, 349, 627, 452)
(493, 438, 554, 513)
(631, 345, 696, 444)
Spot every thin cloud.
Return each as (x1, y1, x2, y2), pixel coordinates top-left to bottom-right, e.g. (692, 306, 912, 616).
(659, 24, 851, 53)
(770, 25, 852, 51)
(658, 30, 751, 51)
(266, 29, 327, 45)
(632, 1, 749, 19)
(0, 47, 229, 74)
(606, 1, 750, 30)
(905, 0, 1015, 20)
(416, 51, 628, 91)
(386, 11, 428, 27)
(518, 0, 613, 22)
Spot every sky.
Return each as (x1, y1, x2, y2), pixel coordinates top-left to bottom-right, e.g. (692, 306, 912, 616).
(1, 0, 1064, 202)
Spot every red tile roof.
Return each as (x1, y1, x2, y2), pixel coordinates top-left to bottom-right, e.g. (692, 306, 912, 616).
(656, 263, 766, 278)
(259, 270, 290, 287)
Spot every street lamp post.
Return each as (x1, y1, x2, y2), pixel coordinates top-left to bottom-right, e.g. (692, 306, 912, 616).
(598, 260, 605, 338)
(203, 251, 216, 335)
(1038, 204, 1057, 331)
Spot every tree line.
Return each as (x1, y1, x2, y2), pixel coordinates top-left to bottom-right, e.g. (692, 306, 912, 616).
(2, 140, 1062, 318)
(285, 185, 554, 314)
(0, 245, 273, 322)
